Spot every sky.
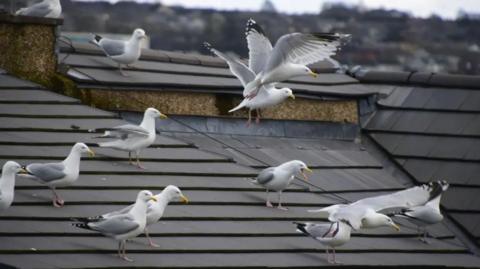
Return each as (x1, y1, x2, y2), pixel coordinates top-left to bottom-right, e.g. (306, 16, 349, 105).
(75, 0, 480, 19)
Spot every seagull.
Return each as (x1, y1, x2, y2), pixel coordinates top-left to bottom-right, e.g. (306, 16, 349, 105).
(72, 190, 157, 262)
(19, 143, 94, 207)
(93, 107, 167, 169)
(393, 180, 449, 244)
(102, 185, 189, 247)
(252, 160, 312, 210)
(243, 19, 350, 98)
(91, 28, 147, 76)
(15, 0, 62, 18)
(295, 221, 351, 264)
(308, 182, 444, 230)
(0, 161, 26, 212)
(203, 42, 295, 126)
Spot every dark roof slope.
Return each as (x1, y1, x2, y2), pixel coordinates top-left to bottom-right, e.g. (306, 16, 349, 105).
(58, 41, 375, 98)
(0, 73, 479, 268)
(359, 70, 480, 248)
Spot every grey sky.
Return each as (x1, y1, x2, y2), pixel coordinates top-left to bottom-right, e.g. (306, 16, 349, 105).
(74, 0, 480, 19)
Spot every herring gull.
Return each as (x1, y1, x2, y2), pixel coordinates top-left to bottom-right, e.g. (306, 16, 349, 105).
(0, 161, 26, 211)
(19, 143, 94, 207)
(91, 29, 146, 76)
(252, 160, 312, 210)
(93, 107, 167, 169)
(72, 190, 157, 262)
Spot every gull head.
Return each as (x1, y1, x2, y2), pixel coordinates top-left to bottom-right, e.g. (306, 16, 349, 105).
(138, 190, 157, 203)
(133, 28, 147, 40)
(163, 185, 189, 204)
(2, 161, 26, 175)
(302, 66, 318, 78)
(280, 88, 295, 100)
(286, 160, 312, 180)
(145, 107, 168, 119)
(73, 142, 95, 157)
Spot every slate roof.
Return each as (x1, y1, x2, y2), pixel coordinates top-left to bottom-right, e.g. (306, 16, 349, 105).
(58, 41, 375, 99)
(356, 70, 480, 249)
(1, 72, 480, 268)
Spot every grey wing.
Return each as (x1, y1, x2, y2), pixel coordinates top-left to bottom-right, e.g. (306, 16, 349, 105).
(100, 124, 149, 140)
(256, 167, 275, 185)
(204, 42, 255, 87)
(350, 182, 440, 212)
(99, 39, 126, 57)
(102, 204, 134, 218)
(306, 222, 338, 238)
(26, 163, 66, 182)
(16, 1, 51, 17)
(90, 214, 139, 235)
(245, 19, 273, 74)
(265, 33, 348, 73)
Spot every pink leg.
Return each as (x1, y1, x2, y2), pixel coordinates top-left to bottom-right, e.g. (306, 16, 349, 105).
(246, 110, 252, 127)
(145, 228, 160, 247)
(51, 188, 64, 208)
(255, 109, 261, 124)
(266, 189, 273, 208)
(120, 240, 133, 262)
(277, 191, 288, 211)
(135, 153, 146, 170)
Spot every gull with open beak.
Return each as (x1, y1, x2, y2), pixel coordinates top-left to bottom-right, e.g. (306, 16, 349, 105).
(251, 160, 312, 210)
(18, 143, 94, 207)
(102, 185, 189, 247)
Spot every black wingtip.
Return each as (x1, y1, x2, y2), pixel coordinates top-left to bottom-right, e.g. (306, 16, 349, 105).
(246, 18, 266, 36)
(427, 181, 444, 201)
(93, 34, 103, 43)
(294, 222, 310, 236)
(203, 41, 212, 51)
(311, 33, 351, 43)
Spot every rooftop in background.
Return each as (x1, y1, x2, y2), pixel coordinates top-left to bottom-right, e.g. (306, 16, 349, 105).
(1, 72, 479, 268)
(353, 68, 480, 249)
(59, 41, 374, 98)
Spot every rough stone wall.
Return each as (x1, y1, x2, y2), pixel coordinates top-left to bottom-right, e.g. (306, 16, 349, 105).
(76, 88, 358, 123)
(0, 22, 57, 87)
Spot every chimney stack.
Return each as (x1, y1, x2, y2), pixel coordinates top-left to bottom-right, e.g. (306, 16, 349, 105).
(0, 14, 63, 87)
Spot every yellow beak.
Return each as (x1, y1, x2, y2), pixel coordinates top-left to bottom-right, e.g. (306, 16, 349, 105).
(309, 71, 318, 78)
(392, 223, 400, 232)
(159, 113, 168, 119)
(180, 195, 189, 204)
(289, 93, 295, 99)
(301, 167, 313, 181)
(149, 196, 158, 202)
(87, 149, 95, 157)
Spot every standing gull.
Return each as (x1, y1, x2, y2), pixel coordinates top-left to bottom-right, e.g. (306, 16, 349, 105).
(91, 28, 146, 76)
(19, 143, 94, 207)
(15, 0, 62, 18)
(308, 182, 443, 230)
(0, 161, 26, 212)
(73, 190, 157, 262)
(252, 160, 312, 210)
(243, 19, 350, 98)
(393, 180, 449, 243)
(295, 221, 351, 264)
(102, 185, 189, 247)
(203, 42, 294, 125)
(93, 107, 167, 169)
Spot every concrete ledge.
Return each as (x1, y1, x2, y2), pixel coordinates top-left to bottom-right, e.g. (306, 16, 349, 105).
(0, 13, 63, 26)
(73, 88, 358, 123)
